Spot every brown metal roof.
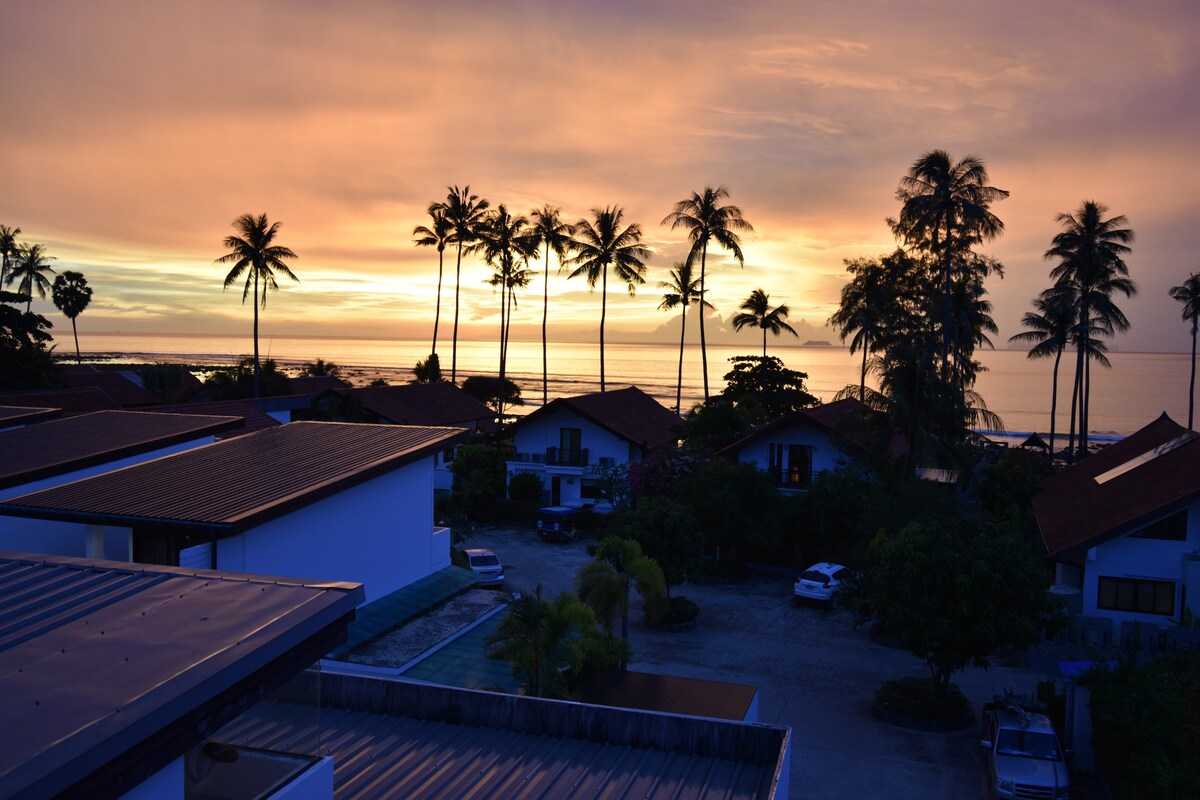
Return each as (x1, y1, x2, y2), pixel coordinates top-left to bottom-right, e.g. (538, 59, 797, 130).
(0, 551, 363, 800)
(287, 374, 352, 397)
(0, 405, 60, 426)
(571, 669, 758, 721)
(217, 672, 785, 799)
(0, 387, 119, 415)
(0, 410, 245, 490)
(0, 421, 466, 534)
(154, 399, 281, 438)
(513, 386, 681, 451)
(342, 382, 497, 432)
(61, 365, 157, 407)
(718, 397, 908, 462)
(1033, 413, 1200, 557)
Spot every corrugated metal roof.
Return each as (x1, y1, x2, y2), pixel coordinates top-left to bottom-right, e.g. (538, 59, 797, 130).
(345, 382, 497, 431)
(0, 421, 466, 533)
(154, 398, 281, 437)
(0, 405, 59, 426)
(62, 365, 157, 407)
(0, 387, 119, 415)
(0, 551, 364, 800)
(218, 691, 780, 799)
(571, 670, 757, 721)
(513, 386, 681, 452)
(0, 410, 245, 490)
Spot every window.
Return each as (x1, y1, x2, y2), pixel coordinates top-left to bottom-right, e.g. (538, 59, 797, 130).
(1129, 510, 1187, 541)
(560, 428, 581, 451)
(768, 443, 813, 488)
(1097, 576, 1175, 616)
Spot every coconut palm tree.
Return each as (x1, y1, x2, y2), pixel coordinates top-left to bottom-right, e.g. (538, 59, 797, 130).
(662, 186, 753, 400)
(891, 151, 1008, 380)
(479, 205, 537, 419)
(216, 213, 299, 398)
(575, 537, 665, 670)
(1009, 285, 1076, 463)
(731, 288, 797, 356)
(413, 202, 453, 357)
(658, 262, 711, 413)
(1045, 200, 1135, 459)
(1170, 272, 1200, 429)
(0, 225, 20, 288)
(8, 243, 55, 312)
(486, 585, 598, 698)
(829, 256, 891, 399)
(442, 186, 490, 383)
(51, 271, 93, 364)
(530, 205, 573, 406)
(567, 206, 649, 392)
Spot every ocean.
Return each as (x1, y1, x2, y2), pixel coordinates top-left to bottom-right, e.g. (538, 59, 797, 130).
(65, 331, 1193, 439)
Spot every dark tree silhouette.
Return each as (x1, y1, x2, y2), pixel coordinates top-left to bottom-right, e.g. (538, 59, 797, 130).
(658, 262, 711, 413)
(8, 243, 55, 313)
(731, 288, 797, 356)
(1010, 285, 1075, 464)
(442, 186, 490, 383)
(530, 205, 573, 406)
(0, 225, 20, 288)
(51, 270, 93, 364)
(413, 201, 453, 356)
(1170, 272, 1200, 429)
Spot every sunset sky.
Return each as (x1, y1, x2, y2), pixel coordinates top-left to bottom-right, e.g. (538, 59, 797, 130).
(3, 0, 1198, 354)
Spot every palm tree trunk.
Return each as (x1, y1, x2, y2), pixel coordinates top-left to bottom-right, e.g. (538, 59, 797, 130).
(432, 249, 444, 355)
(762, 326, 767, 357)
(72, 318, 81, 364)
(1189, 320, 1197, 430)
(542, 251, 550, 406)
(675, 305, 686, 413)
(859, 344, 868, 400)
(1081, 339, 1092, 459)
(498, 279, 508, 419)
(1067, 346, 1082, 463)
(698, 246, 710, 400)
(252, 269, 261, 399)
(600, 264, 608, 392)
(1049, 348, 1062, 468)
(451, 244, 463, 383)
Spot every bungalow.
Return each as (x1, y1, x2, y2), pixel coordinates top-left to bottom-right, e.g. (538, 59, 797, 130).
(0, 551, 363, 800)
(0, 410, 245, 558)
(505, 386, 680, 508)
(0, 421, 466, 603)
(1032, 413, 1200, 627)
(719, 398, 900, 491)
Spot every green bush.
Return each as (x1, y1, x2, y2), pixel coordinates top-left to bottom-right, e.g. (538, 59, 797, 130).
(660, 596, 699, 624)
(508, 472, 544, 503)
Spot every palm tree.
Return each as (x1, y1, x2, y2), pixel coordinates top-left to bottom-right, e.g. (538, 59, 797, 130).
(486, 585, 598, 698)
(413, 202, 453, 357)
(0, 225, 20, 288)
(479, 205, 537, 418)
(829, 256, 890, 399)
(1170, 272, 1200, 429)
(731, 288, 797, 356)
(51, 271, 93, 364)
(662, 186, 753, 399)
(891, 151, 1008, 380)
(442, 186, 490, 383)
(8, 243, 55, 312)
(530, 206, 573, 406)
(216, 213, 299, 398)
(300, 357, 341, 377)
(575, 537, 665, 670)
(658, 262, 711, 413)
(1045, 200, 1135, 459)
(567, 206, 649, 392)
(1009, 285, 1075, 463)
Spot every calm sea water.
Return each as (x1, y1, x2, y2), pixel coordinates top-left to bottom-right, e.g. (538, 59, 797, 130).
(68, 331, 1193, 438)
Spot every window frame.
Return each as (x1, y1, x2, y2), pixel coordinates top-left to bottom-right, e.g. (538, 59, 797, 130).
(1096, 575, 1176, 616)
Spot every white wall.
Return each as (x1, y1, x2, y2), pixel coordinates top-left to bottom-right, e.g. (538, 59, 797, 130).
(217, 456, 438, 603)
(735, 422, 847, 477)
(1082, 501, 1200, 625)
(124, 756, 183, 800)
(512, 411, 631, 467)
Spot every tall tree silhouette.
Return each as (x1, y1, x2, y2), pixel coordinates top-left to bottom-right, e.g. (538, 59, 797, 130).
(829, 256, 890, 399)
(8, 243, 55, 312)
(51, 271, 93, 364)
(662, 186, 753, 400)
(658, 262, 711, 413)
(567, 207, 648, 392)
(731, 288, 797, 356)
(1045, 201, 1135, 459)
(443, 185, 490, 383)
(216, 213, 299, 398)
(413, 201, 452, 356)
(530, 205, 573, 406)
(1170, 272, 1200, 429)
(0, 225, 20, 288)
(1010, 285, 1076, 463)
(891, 151, 1008, 381)
(479, 204, 537, 418)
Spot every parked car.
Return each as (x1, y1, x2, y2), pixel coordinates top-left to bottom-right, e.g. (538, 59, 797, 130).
(981, 695, 1071, 799)
(462, 548, 506, 587)
(793, 562, 847, 603)
(536, 506, 578, 543)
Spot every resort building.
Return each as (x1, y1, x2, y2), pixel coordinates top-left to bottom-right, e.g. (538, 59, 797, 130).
(505, 386, 681, 508)
(1034, 412, 1200, 627)
(0, 421, 466, 603)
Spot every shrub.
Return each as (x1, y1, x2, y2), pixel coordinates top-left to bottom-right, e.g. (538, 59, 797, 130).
(659, 596, 698, 625)
(508, 472, 544, 504)
(874, 677, 970, 722)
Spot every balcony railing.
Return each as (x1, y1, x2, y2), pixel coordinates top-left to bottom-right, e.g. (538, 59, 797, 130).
(546, 447, 588, 467)
(767, 466, 815, 490)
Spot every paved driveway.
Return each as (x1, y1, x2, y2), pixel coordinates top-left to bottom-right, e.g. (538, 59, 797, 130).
(471, 523, 1058, 800)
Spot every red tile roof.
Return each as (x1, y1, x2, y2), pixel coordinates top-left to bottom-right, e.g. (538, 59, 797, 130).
(1033, 413, 1200, 557)
(154, 399, 281, 437)
(0, 422, 466, 534)
(0, 410, 245, 490)
(513, 386, 680, 451)
(343, 382, 497, 432)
